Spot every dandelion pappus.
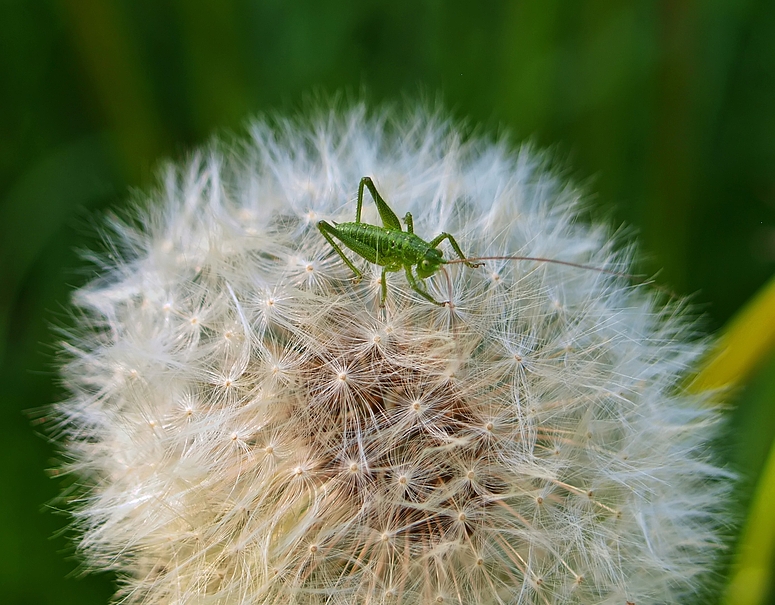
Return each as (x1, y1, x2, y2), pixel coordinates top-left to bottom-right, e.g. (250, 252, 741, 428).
(319, 177, 643, 307)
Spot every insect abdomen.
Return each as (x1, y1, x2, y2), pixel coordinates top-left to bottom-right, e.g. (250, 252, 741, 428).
(335, 222, 427, 267)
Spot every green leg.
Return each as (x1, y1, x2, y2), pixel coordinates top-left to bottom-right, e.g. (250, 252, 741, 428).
(318, 221, 363, 281)
(380, 268, 388, 307)
(358, 177, 401, 230)
(404, 266, 445, 306)
(355, 178, 365, 223)
(428, 232, 483, 269)
(403, 212, 414, 234)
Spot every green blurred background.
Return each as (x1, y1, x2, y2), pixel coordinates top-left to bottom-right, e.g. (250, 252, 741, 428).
(2, 1, 775, 603)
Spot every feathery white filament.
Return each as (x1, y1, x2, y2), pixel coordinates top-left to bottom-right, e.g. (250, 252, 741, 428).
(55, 105, 729, 605)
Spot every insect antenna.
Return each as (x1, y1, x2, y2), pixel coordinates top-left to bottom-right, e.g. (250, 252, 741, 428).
(446, 255, 679, 298)
(446, 255, 638, 278)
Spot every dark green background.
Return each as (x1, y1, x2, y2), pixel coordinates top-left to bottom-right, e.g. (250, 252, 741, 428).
(2, 2, 775, 604)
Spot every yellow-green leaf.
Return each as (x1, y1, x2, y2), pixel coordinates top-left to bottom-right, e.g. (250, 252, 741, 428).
(691, 274, 775, 393)
(691, 273, 775, 605)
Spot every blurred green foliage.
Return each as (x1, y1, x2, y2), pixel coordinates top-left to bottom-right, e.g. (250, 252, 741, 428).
(1, 1, 774, 604)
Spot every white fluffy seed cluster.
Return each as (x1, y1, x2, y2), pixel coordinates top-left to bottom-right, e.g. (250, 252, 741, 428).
(55, 106, 729, 605)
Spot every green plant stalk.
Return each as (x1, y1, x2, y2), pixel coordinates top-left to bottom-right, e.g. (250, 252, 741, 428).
(723, 443, 775, 605)
(691, 274, 775, 605)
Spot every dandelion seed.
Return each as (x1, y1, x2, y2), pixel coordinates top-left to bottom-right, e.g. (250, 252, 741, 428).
(53, 105, 731, 605)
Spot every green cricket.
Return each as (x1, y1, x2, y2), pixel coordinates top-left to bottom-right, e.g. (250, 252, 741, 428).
(317, 177, 482, 306)
(318, 177, 642, 307)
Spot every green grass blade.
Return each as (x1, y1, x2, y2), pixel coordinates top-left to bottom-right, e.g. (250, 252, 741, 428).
(691, 274, 775, 392)
(689, 273, 775, 605)
(722, 441, 775, 605)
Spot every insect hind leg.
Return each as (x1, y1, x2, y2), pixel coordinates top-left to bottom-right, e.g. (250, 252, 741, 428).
(358, 177, 402, 230)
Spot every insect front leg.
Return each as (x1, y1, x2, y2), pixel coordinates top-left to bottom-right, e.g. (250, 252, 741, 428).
(404, 265, 446, 306)
(317, 220, 364, 282)
(429, 232, 484, 269)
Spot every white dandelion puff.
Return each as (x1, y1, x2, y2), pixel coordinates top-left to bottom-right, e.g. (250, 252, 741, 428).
(53, 104, 730, 604)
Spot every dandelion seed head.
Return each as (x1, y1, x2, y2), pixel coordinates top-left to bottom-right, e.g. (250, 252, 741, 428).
(54, 105, 730, 605)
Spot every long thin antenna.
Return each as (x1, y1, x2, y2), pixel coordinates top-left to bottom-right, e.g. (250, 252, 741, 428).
(446, 255, 680, 298)
(445, 255, 641, 280)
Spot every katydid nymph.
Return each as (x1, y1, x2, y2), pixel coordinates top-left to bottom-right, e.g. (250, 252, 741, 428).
(318, 177, 638, 307)
(317, 177, 480, 306)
